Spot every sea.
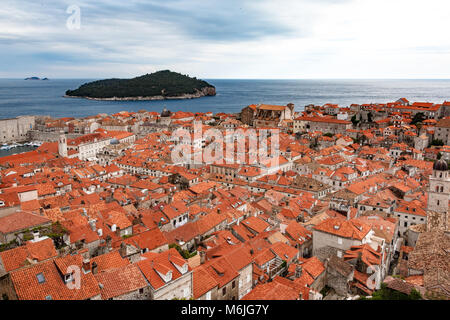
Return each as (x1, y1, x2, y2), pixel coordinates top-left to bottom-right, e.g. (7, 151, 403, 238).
(1, 78, 450, 119)
(1, 78, 449, 157)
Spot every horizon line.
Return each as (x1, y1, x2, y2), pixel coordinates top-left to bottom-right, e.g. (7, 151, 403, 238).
(2, 77, 450, 81)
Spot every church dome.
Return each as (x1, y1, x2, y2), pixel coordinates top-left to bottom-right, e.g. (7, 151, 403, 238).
(161, 107, 171, 117)
(433, 159, 448, 171)
(110, 138, 120, 145)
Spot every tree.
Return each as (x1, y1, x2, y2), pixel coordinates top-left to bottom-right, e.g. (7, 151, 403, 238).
(367, 112, 373, 123)
(351, 114, 359, 126)
(431, 139, 444, 146)
(367, 283, 423, 300)
(411, 112, 426, 125)
(408, 289, 422, 300)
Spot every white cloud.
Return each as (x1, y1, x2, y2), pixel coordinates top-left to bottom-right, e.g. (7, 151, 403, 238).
(0, 0, 450, 78)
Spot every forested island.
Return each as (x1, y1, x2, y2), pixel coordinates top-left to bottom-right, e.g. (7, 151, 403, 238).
(65, 70, 216, 100)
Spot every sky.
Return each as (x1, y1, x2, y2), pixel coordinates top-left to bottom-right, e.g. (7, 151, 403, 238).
(1, 0, 450, 79)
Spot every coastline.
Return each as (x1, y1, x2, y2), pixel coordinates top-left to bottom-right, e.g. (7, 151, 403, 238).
(63, 92, 214, 101)
(64, 84, 217, 101)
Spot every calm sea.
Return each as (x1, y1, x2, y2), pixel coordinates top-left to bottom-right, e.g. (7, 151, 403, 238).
(0, 78, 450, 119)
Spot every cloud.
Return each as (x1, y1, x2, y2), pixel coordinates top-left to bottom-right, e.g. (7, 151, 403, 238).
(0, 0, 450, 78)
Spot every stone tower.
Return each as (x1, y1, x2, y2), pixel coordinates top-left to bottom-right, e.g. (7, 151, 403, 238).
(426, 159, 449, 231)
(414, 133, 428, 151)
(58, 131, 68, 158)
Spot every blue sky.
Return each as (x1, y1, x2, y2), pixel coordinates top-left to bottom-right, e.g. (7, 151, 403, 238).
(1, 0, 450, 79)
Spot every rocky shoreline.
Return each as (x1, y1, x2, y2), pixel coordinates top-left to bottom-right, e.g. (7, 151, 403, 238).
(64, 86, 216, 101)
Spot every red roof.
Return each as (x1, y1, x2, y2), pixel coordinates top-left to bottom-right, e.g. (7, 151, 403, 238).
(0, 211, 51, 234)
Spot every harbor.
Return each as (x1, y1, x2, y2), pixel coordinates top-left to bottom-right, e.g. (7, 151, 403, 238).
(0, 141, 41, 157)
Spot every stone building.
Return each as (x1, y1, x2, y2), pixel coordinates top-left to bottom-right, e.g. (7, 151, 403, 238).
(136, 248, 193, 300)
(294, 116, 353, 135)
(240, 104, 294, 127)
(434, 118, 450, 145)
(427, 159, 449, 218)
(0, 116, 35, 144)
(407, 230, 450, 299)
(312, 218, 374, 261)
(325, 255, 354, 296)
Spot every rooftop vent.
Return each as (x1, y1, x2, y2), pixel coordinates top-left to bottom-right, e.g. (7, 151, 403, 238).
(36, 273, 45, 284)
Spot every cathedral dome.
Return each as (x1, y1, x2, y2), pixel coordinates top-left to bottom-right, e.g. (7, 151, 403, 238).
(161, 107, 171, 117)
(433, 159, 448, 171)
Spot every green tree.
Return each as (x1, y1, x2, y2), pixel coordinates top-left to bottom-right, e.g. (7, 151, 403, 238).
(351, 114, 360, 126)
(411, 112, 426, 125)
(431, 139, 444, 146)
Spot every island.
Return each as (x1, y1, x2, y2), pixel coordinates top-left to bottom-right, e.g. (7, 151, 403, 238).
(24, 77, 49, 80)
(64, 70, 216, 101)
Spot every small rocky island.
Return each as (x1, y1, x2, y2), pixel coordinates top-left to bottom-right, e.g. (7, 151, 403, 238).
(25, 77, 49, 80)
(65, 70, 216, 101)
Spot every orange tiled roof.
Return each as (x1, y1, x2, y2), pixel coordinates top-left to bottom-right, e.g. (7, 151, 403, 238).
(0, 238, 58, 273)
(10, 257, 100, 300)
(94, 263, 147, 299)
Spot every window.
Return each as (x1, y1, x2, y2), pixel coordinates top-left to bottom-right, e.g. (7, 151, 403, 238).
(206, 291, 211, 300)
(337, 251, 342, 258)
(222, 287, 226, 296)
(232, 281, 236, 289)
(338, 238, 343, 245)
(37, 273, 46, 284)
(139, 288, 144, 294)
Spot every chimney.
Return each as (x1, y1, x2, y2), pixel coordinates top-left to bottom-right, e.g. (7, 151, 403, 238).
(295, 265, 302, 278)
(82, 258, 91, 273)
(199, 250, 206, 265)
(32, 231, 40, 242)
(119, 242, 127, 258)
(89, 220, 96, 231)
(92, 262, 98, 275)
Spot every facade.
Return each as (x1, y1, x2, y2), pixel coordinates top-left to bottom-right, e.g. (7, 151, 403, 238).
(136, 248, 193, 300)
(427, 159, 450, 215)
(0, 116, 35, 144)
(244, 104, 294, 128)
(434, 118, 450, 145)
(312, 218, 373, 260)
(294, 117, 352, 134)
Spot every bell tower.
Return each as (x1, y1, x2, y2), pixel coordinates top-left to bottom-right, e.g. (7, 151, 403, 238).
(426, 159, 449, 231)
(58, 131, 68, 158)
